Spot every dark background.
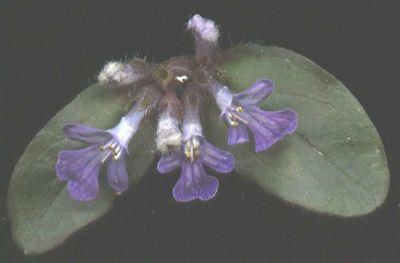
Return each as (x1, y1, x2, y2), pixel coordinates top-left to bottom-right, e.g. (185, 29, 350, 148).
(1, 1, 399, 262)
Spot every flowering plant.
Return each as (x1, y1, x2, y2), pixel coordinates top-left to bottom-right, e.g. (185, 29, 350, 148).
(7, 14, 389, 254)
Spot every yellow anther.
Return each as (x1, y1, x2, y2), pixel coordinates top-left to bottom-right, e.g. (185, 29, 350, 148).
(184, 150, 190, 159)
(192, 137, 200, 149)
(113, 150, 122, 160)
(230, 120, 239, 127)
(229, 111, 249, 125)
(236, 106, 244, 112)
(184, 138, 200, 162)
(110, 141, 118, 149)
(189, 146, 194, 162)
(112, 145, 121, 155)
(100, 140, 123, 161)
(100, 141, 113, 151)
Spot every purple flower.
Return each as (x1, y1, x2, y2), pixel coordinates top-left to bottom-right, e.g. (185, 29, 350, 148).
(212, 79, 298, 152)
(157, 136, 234, 202)
(56, 114, 143, 201)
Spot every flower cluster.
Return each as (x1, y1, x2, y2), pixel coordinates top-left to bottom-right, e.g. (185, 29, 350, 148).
(56, 14, 298, 202)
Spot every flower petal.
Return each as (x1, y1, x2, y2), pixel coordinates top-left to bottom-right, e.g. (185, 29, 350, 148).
(56, 145, 100, 181)
(66, 155, 102, 201)
(157, 151, 183, 173)
(234, 79, 274, 106)
(67, 178, 99, 202)
(63, 123, 112, 144)
(227, 123, 249, 145)
(106, 152, 129, 192)
(250, 107, 298, 134)
(246, 107, 298, 152)
(199, 139, 235, 173)
(173, 160, 219, 202)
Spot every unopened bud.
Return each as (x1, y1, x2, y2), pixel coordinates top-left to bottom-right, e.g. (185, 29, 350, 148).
(187, 14, 220, 43)
(98, 61, 139, 88)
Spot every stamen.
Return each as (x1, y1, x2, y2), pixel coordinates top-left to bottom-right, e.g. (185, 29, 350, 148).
(100, 140, 113, 151)
(230, 120, 239, 127)
(113, 150, 122, 160)
(192, 137, 200, 149)
(236, 106, 244, 112)
(101, 151, 112, 163)
(184, 144, 191, 160)
(110, 141, 118, 149)
(112, 145, 121, 155)
(100, 139, 123, 161)
(224, 112, 238, 126)
(189, 145, 194, 162)
(230, 111, 249, 125)
(184, 137, 201, 162)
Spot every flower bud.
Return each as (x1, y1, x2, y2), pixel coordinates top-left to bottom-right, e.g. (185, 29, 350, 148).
(98, 61, 140, 88)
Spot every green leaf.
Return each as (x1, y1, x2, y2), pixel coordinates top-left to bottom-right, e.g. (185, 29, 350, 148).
(7, 83, 156, 254)
(206, 44, 389, 217)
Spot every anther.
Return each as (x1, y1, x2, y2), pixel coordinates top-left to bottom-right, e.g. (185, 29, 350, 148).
(189, 145, 194, 162)
(110, 141, 118, 150)
(184, 138, 201, 162)
(100, 141, 113, 151)
(236, 106, 244, 112)
(192, 137, 200, 149)
(112, 145, 121, 155)
(230, 120, 239, 127)
(113, 150, 122, 160)
(230, 112, 248, 125)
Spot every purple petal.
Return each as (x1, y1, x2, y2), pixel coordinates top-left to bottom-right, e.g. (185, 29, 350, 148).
(157, 151, 183, 173)
(67, 177, 99, 202)
(106, 152, 129, 192)
(66, 155, 103, 201)
(246, 107, 298, 152)
(173, 160, 219, 202)
(63, 123, 111, 144)
(56, 145, 100, 181)
(234, 79, 274, 106)
(250, 107, 298, 134)
(227, 123, 249, 145)
(198, 139, 234, 173)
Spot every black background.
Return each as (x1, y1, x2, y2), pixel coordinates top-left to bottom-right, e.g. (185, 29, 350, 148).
(1, 1, 399, 262)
